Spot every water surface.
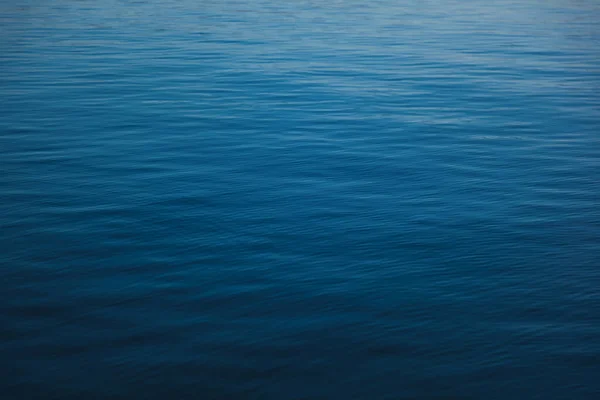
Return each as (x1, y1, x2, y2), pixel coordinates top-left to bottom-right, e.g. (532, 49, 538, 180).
(1, 1, 599, 399)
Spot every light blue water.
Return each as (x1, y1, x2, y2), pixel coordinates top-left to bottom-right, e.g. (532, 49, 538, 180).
(1, 1, 599, 399)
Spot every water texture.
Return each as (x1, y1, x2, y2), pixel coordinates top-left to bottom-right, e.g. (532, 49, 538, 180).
(1, 1, 599, 399)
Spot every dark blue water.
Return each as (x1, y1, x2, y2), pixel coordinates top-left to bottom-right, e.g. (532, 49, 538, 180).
(1, 0, 599, 398)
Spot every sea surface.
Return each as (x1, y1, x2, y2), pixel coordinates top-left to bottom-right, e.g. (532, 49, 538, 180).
(1, 1, 599, 399)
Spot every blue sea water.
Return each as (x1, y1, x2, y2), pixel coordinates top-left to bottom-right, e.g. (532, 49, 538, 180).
(1, 0, 599, 398)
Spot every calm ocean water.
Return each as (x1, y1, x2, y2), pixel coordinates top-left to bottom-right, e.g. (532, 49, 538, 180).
(1, 0, 599, 399)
